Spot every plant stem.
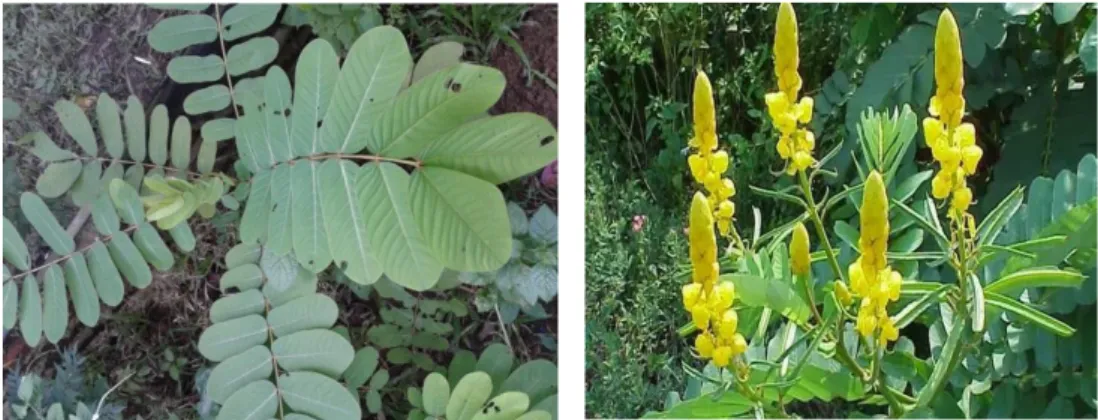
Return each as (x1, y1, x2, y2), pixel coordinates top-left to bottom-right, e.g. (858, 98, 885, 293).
(7, 223, 139, 282)
(797, 169, 846, 285)
(294, 153, 422, 168)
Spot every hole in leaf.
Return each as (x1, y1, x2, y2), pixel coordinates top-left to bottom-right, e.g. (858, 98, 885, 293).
(539, 136, 554, 146)
(449, 82, 462, 93)
(283, 108, 291, 117)
(271, 203, 277, 212)
(316, 121, 323, 128)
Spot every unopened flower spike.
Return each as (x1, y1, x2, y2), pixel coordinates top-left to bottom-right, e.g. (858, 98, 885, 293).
(847, 171, 902, 346)
(925, 9, 982, 223)
(687, 71, 737, 238)
(790, 222, 810, 277)
(767, 2, 816, 175)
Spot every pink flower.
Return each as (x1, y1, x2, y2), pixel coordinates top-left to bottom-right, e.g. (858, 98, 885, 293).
(540, 160, 558, 189)
(631, 214, 648, 232)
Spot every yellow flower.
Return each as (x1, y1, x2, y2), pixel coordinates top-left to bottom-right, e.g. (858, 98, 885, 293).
(696, 333, 715, 358)
(934, 10, 964, 101)
(730, 333, 748, 355)
(718, 310, 739, 340)
(682, 283, 701, 309)
(790, 222, 811, 276)
(712, 281, 736, 310)
(713, 346, 733, 367)
(691, 304, 711, 330)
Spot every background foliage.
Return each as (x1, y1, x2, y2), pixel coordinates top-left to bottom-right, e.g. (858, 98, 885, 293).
(585, 3, 1096, 417)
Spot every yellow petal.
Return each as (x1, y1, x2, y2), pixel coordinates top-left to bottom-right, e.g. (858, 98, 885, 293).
(731, 333, 748, 355)
(796, 96, 814, 124)
(711, 151, 729, 174)
(962, 145, 982, 174)
(923, 117, 943, 147)
(695, 333, 715, 358)
(683, 283, 702, 309)
(712, 346, 732, 367)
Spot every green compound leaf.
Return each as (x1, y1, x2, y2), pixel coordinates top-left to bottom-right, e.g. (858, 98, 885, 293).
(206, 345, 272, 405)
(170, 116, 192, 169)
(412, 41, 465, 83)
(21, 192, 75, 254)
(279, 371, 362, 420)
(149, 105, 170, 165)
(263, 66, 294, 162)
(3, 217, 30, 270)
(220, 4, 281, 41)
(239, 169, 271, 244)
(421, 113, 558, 184)
(985, 291, 1075, 337)
(54, 99, 97, 156)
(3, 280, 17, 330)
(201, 118, 235, 142)
(147, 13, 218, 52)
(20, 274, 43, 347)
(290, 162, 332, 273)
(358, 162, 443, 291)
(475, 343, 514, 391)
(272, 329, 354, 377)
(41, 265, 68, 344)
(69, 161, 103, 206)
(423, 372, 450, 416)
(978, 186, 1025, 247)
(210, 289, 265, 323)
(266, 294, 338, 337)
(63, 255, 99, 327)
(198, 314, 268, 362)
(226, 36, 279, 77)
(183, 84, 231, 115)
(35, 160, 82, 198)
(124, 96, 147, 161)
(410, 167, 511, 272)
(96, 93, 125, 159)
(318, 159, 382, 284)
(27, 132, 77, 162)
(290, 38, 339, 157)
(319, 26, 411, 153)
(343, 346, 380, 389)
(218, 379, 278, 420)
(167, 55, 225, 83)
(371, 63, 506, 158)
(86, 242, 124, 306)
(985, 266, 1085, 296)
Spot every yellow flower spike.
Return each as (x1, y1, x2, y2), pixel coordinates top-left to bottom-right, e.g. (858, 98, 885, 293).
(713, 346, 733, 367)
(683, 283, 702, 309)
(790, 222, 811, 277)
(696, 333, 715, 358)
(693, 71, 717, 150)
(934, 9, 964, 97)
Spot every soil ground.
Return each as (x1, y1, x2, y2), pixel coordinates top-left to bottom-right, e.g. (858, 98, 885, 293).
(2, 4, 558, 418)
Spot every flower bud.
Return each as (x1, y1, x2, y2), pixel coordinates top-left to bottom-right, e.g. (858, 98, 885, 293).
(790, 222, 811, 276)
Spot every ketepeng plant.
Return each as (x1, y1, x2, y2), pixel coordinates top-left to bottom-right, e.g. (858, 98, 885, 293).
(662, 4, 1090, 418)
